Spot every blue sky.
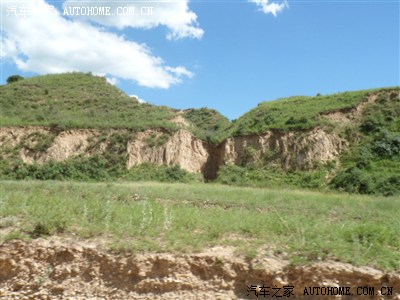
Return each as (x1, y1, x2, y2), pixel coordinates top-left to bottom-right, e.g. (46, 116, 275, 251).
(1, 0, 399, 120)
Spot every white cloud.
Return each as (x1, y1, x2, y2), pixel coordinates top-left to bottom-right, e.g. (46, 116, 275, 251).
(130, 94, 146, 104)
(106, 76, 119, 86)
(62, 0, 204, 40)
(93, 73, 118, 85)
(1, 0, 193, 88)
(249, 0, 288, 16)
(0, 38, 19, 58)
(165, 66, 194, 79)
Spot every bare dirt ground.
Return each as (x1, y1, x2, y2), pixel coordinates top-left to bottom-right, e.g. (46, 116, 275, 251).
(1, 237, 399, 299)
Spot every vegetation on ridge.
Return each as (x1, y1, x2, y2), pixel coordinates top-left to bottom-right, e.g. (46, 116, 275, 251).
(1, 73, 399, 196)
(331, 91, 400, 196)
(2, 72, 397, 139)
(230, 88, 395, 136)
(183, 108, 231, 143)
(1, 72, 234, 143)
(217, 88, 400, 196)
(1, 72, 179, 131)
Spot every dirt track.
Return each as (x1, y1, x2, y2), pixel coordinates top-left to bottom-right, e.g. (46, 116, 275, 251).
(1, 238, 399, 299)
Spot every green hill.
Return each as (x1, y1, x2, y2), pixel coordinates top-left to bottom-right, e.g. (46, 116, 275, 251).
(182, 108, 231, 143)
(217, 88, 400, 196)
(0, 72, 179, 131)
(0, 73, 233, 142)
(331, 91, 400, 195)
(1, 73, 399, 196)
(230, 88, 395, 135)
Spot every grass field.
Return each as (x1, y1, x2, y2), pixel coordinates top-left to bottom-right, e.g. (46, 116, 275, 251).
(1, 180, 399, 271)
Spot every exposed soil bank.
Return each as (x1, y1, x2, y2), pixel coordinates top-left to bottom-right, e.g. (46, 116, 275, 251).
(1, 239, 399, 299)
(0, 126, 346, 181)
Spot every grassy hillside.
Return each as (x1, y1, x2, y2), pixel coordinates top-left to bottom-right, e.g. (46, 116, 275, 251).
(183, 108, 231, 143)
(217, 88, 400, 196)
(331, 91, 400, 195)
(0, 73, 234, 143)
(230, 88, 396, 135)
(0, 72, 179, 131)
(2, 72, 396, 138)
(1, 180, 399, 270)
(1, 73, 399, 195)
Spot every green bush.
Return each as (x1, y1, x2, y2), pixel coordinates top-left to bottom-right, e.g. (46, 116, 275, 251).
(285, 116, 311, 128)
(215, 164, 247, 185)
(216, 164, 327, 190)
(6, 75, 24, 84)
(360, 118, 381, 134)
(371, 131, 400, 158)
(331, 90, 400, 196)
(1, 156, 111, 181)
(375, 176, 400, 196)
(331, 167, 374, 194)
(0, 156, 202, 183)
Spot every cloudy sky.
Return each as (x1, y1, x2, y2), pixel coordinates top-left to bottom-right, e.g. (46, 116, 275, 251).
(1, 0, 399, 119)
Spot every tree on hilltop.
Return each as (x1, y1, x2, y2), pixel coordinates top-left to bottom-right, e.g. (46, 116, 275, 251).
(6, 75, 24, 84)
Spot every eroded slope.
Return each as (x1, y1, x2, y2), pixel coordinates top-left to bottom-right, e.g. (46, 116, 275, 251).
(1, 239, 399, 299)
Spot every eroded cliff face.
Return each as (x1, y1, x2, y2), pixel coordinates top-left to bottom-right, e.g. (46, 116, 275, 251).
(0, 127, 214, 176)
(126, 129, 210, 174)
(2, 239, 399, 300)
(0, 127, 104, 165)
(0, 126, 347, 179)
(222, 128, 346, 170)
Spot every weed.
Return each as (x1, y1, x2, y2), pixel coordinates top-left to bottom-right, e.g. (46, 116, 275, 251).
(2, 180, 399, 270)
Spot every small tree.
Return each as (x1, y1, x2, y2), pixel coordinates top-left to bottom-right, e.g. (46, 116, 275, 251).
(6, 75, 24, 84)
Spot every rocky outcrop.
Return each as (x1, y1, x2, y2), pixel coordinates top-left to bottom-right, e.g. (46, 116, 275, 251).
(126, 129, 210, 174)
(0, 126, 49, 148)
(222, 128, 346, 170)
(0, 127, 102, 164)
(0, 126, 347, 178)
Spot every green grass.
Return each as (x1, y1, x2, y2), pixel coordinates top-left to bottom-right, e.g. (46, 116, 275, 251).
(0, 72, 179, 131)
(216, 164, 332, 190)
(0, 73, 231, 142)
(331, 91, 400, 196)
(1, 180, 399, 270)
(230, 88, 398, 135)
(219, 88, 400, 196)
(3, 73, 397, 142)
(182, 108, 231, 143)
(1, 73, 399, 196)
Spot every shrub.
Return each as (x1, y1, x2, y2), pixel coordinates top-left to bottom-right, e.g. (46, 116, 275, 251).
(371, 131, 400, 158)
(330, 167, 374, 194)
(360, 118, 381, 134)
(124, 163, 201, 183)
(216, 164, 247, 185)
(6, 75, 24, 84)
(1, 156, 111, 181)
(285, 116, 312, 129)
(375, 176, 400, 196)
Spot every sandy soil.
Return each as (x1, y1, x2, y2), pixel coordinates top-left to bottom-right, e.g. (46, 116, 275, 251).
(1, 237, 399, 299)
